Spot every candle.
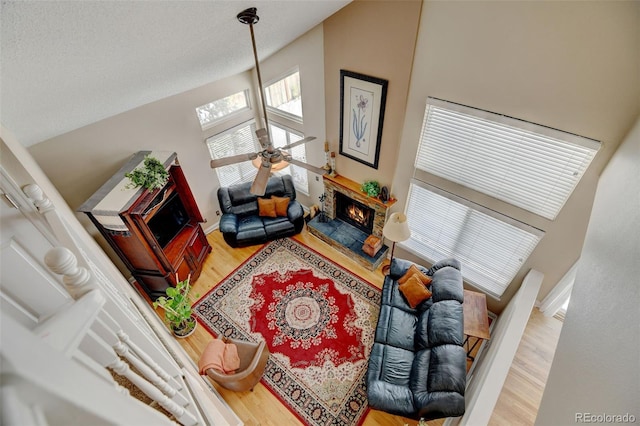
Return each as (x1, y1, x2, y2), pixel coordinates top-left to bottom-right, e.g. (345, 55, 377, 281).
(324, 141, 329, 152)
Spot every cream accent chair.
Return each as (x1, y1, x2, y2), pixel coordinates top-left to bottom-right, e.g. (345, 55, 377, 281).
(204, 338, 270, 392)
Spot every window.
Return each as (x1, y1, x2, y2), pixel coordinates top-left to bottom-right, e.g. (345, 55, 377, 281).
(403, 182, 544, 298)
(269, 122, 309, 194)
(196, 90, 250, 130)
(416, 98, 600, 220)
(265, 70, 302, 120)
(206, 121, 259, 187)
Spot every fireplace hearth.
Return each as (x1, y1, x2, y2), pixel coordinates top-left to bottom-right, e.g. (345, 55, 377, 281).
(307, 174, 396, 271)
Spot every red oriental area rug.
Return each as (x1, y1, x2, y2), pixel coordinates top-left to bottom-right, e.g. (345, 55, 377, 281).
(194, 238, 381, 426)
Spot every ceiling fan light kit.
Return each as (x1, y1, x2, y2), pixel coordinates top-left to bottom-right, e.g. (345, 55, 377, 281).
(210, 7, 324, 196)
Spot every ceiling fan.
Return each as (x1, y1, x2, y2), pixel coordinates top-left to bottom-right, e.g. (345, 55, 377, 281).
(210, 7, 327, 196)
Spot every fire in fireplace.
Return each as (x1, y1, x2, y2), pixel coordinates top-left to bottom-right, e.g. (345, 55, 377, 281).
(335, 192, 375, 234)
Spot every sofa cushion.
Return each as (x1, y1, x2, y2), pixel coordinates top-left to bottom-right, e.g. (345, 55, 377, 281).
(430, 267, 464, 304)
(367, 379, 416, 418)
(399, 264, 433, 287)
(367, 343, 416, 417)
(257, 198, 277, 217)
(399, 274, 432, 309)
(373, 344, 414, 386)
(236, 226, 267, 242)
(409, 348, 431, 392)
(427, 344, 466, 394)
(236, 216, 267, 242)
(427, 301, 464, 347)
(263, 216, 295, 236)
(271, 195, 290, 217)
(375, 305, 417, 351)
(237, 215, 264, 231)
(414, 390, 466, 421)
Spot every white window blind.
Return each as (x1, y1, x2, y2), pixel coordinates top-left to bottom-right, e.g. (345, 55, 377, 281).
(402, 182, 544, 298)
(269, 122, 309, 195)
(206, 121, 259, 187)
(416, 98, 600, 220)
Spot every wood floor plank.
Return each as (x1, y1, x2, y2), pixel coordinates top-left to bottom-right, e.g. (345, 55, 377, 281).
(169, 228, 561, 425)
(489, 308, 563, 426)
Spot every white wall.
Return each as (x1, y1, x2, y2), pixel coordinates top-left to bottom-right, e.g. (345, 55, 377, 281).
(259, 24, 327, 207)
(391, 0, 640, 312)
(535, 117, 640, 425)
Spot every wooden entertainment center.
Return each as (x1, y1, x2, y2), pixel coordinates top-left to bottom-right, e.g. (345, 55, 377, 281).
(79, 151, 211, 299)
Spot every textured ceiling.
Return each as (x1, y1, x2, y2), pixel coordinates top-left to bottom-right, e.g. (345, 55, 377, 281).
(1, 0, 350, 146)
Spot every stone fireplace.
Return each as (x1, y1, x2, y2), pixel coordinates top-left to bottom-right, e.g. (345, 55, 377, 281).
(307, 174, 396, 270)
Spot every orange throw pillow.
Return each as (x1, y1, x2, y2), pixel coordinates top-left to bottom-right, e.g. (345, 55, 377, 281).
(257, 198, 277, 218)
(271, 195, 290, 217)
(398, 264, 432, 287)
(398, 274, 433, 308)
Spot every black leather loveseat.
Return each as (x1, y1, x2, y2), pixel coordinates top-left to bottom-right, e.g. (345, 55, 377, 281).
(367, 258, 466, 421)
(217, 175, 305, 247)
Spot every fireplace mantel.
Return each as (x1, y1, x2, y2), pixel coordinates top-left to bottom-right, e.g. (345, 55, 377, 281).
(323, 174, 396, 238)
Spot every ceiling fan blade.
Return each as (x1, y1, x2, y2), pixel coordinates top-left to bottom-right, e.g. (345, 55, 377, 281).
(250, 159, 272, 195)
(287, 158, 328, 176)
(210, 153, 257, 168)
(279, 136, 317, 151)
(255, 128, 271, 150)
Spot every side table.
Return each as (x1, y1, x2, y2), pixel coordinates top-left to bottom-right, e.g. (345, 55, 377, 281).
(463, 289, 491, 361)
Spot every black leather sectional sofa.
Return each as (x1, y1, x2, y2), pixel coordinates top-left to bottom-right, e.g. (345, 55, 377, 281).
(367, 258, 466, 420)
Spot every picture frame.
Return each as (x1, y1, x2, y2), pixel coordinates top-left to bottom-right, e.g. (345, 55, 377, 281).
(339, 70, 388, 169)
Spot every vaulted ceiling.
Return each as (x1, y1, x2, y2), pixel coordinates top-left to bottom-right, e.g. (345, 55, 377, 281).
(1, 1, 351, 147)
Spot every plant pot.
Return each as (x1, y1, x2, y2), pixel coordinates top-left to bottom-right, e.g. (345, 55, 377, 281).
(171, 315, 197, 338)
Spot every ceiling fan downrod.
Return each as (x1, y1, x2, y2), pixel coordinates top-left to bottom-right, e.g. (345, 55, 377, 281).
(237, 7, 271, 146)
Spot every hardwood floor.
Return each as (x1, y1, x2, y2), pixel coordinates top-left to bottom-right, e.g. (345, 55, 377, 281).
(174, 229, 562, 425)
(489, 308, 563, 426)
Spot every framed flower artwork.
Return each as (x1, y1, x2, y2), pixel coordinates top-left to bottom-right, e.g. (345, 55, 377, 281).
(339, 70, 388, 169)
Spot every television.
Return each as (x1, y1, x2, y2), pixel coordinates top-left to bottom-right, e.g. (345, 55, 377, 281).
(147, 192, 190, 248)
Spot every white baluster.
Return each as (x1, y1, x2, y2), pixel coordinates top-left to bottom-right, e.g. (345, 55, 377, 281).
(81, 330, 197, 426)
(44, 247, 93, 298)
(108, 358, 198, 426)
(99, 310, 183, 391)
(92, 315, 189, 408)
(117, 330, 183, 391)
(113, 341, 189, 407)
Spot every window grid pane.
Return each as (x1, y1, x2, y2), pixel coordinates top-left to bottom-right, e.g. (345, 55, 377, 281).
(206, 121, 259, 187)
(269, 122, 309, 195)
(196, 90, 249, 129)
(265, 71, 303, 119)
(402, 183, 543, 298)
(416, 100, 600, 219)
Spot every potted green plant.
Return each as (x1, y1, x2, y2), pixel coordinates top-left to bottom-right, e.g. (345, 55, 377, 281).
(125, 155, 169, 190)
(361, 180, 381, 198)
(153, 275, 197, 338)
